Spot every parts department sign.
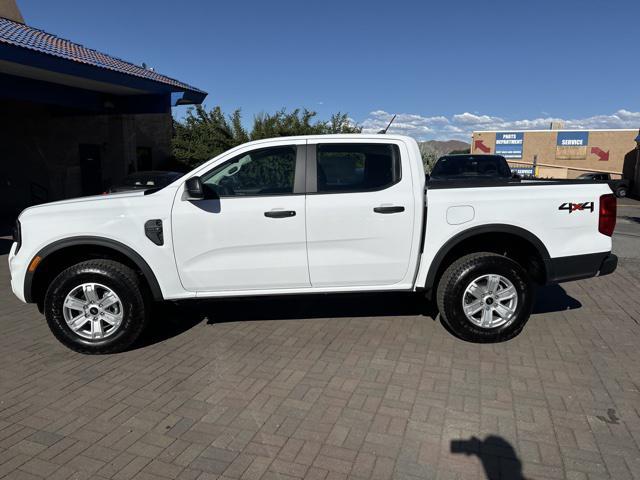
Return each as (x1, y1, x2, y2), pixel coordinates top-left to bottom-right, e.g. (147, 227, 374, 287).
(495, 132, 523, 159)
(556, 131, 589, 160)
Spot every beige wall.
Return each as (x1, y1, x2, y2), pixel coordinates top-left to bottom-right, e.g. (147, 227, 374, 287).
(472, 129, 638, 178)
(0, 0, 24, 23)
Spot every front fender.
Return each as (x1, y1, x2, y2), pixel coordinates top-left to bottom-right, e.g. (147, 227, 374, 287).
(23, 236, 164, 303)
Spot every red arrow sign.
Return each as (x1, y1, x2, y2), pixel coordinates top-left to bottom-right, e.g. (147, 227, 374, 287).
(474, 140, 490, 153)
(591, 147, 609, 161)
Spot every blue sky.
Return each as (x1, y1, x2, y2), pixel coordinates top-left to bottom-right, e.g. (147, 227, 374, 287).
(19, 0, 640, 141)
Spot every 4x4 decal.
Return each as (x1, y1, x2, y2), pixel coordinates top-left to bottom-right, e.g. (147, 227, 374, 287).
(558, 201, 594, 213)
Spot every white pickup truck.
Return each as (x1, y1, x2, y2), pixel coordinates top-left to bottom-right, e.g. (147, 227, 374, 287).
(8, 134, 618, 353)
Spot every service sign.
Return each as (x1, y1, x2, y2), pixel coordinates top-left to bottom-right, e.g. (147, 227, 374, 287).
(556, 131, 589, 147)
(495, 132, 524, 159)
(556, 131, 589, 160)
(511, 167, 534, 176)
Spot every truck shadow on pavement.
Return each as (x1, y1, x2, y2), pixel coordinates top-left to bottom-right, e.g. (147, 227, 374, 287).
(532, 284, 581, 314)
(135, 285, 580, 349)
(451, 435, 526, 480)
(134, 292, 437, 349)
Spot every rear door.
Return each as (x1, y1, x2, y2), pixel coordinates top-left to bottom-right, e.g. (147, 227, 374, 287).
(305, 140, 416, 287)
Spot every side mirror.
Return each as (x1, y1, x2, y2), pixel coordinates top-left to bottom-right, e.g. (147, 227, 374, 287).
(185, 176, 204, 200)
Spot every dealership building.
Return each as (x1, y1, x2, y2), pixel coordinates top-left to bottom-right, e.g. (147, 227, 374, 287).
(471, 128, 640, 186)
(0, 1, 206, 220)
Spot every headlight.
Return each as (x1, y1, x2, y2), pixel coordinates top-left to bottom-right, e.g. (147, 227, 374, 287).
(12, 219, 21, 253)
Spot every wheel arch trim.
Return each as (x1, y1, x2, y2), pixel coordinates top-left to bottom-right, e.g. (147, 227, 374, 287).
(423, 224, 550, 294)
(24, 236, 164, 303)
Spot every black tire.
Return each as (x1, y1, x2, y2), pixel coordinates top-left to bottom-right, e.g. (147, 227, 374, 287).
(44, 259, 148, 354)
(615, 186, 627, 198)
(436, 252, 534, 342)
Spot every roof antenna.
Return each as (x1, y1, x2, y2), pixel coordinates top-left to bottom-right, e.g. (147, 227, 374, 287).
(378, 114, 396, 134)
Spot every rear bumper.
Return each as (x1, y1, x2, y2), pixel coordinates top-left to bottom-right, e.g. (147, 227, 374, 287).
(545, 252, 618, 284)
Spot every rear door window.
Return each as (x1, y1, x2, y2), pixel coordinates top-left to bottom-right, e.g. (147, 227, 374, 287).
(315, 144, 401, 193)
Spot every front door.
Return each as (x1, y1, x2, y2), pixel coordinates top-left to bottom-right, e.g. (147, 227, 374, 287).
(172, 141, 310, 292)
(305, 141, 416, 287)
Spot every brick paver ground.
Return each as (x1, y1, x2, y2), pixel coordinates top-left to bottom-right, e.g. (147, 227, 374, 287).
(1, 255, 640, 480)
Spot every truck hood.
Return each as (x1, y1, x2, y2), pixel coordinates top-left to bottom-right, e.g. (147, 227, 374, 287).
(19, 190, 147, 216)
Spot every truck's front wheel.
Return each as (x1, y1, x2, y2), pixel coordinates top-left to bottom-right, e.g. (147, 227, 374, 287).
(436, 253, 534, 342)
(44, 259, 148, 354)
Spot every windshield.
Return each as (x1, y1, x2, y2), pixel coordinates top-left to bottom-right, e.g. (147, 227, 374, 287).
(431, 155, 511, 179)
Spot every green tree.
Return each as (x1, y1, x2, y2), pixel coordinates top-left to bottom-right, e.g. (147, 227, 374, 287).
(324, 113, 362, 134)
(250, 109, 361, 139)
(172, 105, 249, 168)
(421, 151, 439, 173)
(250, 108, 323, 139)
(172, 106, 361, 167)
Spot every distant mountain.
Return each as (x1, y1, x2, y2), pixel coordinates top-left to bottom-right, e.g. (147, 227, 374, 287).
(418, 140, 470, 158)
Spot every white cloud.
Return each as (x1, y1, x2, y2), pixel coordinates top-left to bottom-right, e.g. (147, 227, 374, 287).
(359, 109, 640, 141)
(361, 111, 450, 138)
(452, 112, 503, 125)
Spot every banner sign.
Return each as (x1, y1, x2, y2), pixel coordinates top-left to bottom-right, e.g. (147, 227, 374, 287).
(495, 132, 524, 159)
(556, 131, 589, 160)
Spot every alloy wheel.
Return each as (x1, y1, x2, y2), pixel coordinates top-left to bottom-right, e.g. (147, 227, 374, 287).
(62, 283, 124, 340)
(461, 274, 518, 329)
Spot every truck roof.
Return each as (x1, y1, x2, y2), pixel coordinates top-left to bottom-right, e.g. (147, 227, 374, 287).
(231, 134, 416, 147)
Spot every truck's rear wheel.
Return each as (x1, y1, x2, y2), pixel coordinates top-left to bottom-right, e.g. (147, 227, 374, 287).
(44, 259, 148, 354)
(436, 252, 533, 342)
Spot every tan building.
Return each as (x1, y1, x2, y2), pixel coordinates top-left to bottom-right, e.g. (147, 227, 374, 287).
(471, 128, 639, 181)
